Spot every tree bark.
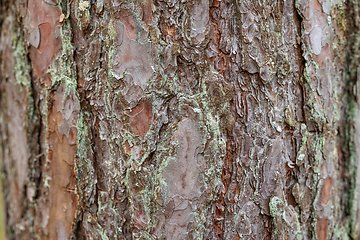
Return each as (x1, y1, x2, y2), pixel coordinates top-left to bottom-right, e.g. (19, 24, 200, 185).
(0, 0, 357, 239)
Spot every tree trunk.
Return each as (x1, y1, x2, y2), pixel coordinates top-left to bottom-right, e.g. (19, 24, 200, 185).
(0, 0, 358, 239)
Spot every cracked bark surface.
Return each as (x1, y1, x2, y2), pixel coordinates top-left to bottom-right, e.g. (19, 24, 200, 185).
(0, 0, 358, 239)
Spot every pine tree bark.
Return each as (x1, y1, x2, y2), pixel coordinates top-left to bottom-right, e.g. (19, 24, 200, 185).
(0, 0, 358, 239)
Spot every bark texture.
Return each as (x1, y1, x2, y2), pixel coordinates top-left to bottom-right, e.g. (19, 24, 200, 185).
(0, 0, 357, 239)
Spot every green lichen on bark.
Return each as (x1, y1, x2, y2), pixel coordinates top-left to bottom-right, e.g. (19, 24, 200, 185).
(13, 28, 31, 88)
(48, 20, 77, 93)
(269, 196, 302, 240)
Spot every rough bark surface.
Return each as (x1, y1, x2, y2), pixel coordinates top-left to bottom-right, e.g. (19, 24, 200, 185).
(0, 0, 358, 239)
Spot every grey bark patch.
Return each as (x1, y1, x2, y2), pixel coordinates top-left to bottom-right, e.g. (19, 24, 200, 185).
(188, 0, 209, 45)
(44, 0, 58, 6)
(28, 27, 40, 48)
(54, 25, 61, 39)
(165, 203, 193, 239)
(57, 220, 67, 240)
(165, 118, 202, 200)
(55, 84, 80, 137)
(242, 12, 258, 43)
(236, 211, 251, 235)
(161, 118, 203, 238)
(260, 65, 271, 83)
(112, 22, 154, 92)
(310, 26, 322, 55)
